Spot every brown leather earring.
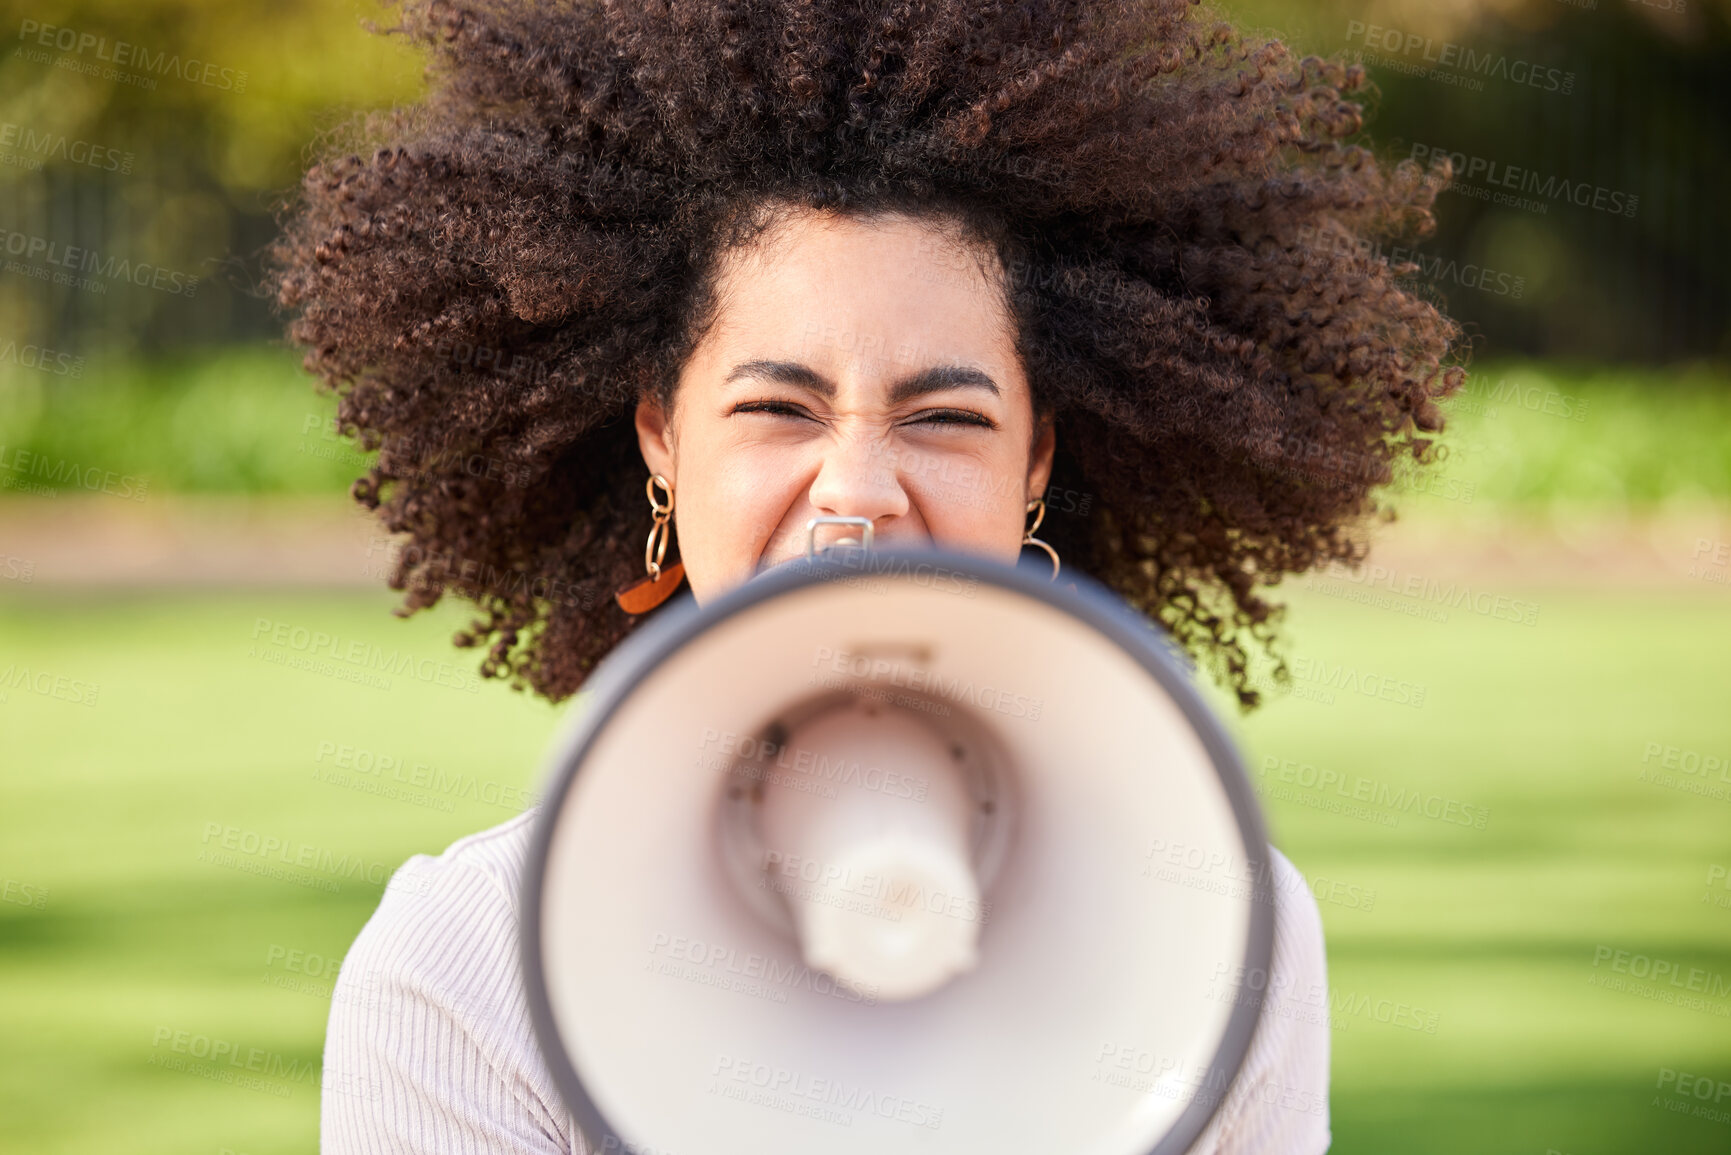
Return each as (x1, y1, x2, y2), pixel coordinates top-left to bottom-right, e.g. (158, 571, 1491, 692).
(614, 473, 687, 614)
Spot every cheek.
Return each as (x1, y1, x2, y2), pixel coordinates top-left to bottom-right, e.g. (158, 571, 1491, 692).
(904, 457, 1029, 562)
(678, 448, 799, 567)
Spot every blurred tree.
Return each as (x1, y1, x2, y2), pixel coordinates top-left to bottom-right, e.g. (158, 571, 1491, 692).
(0, 0, 1724, 363)
(0, 0, 421, 355)
(1222, 0, 1731, 361)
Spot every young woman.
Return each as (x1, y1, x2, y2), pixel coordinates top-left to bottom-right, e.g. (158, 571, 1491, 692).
(272, 1, 1462, 1151)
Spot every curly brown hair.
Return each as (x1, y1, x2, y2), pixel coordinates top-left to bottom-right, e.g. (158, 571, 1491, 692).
(270, 0, 1464, 710)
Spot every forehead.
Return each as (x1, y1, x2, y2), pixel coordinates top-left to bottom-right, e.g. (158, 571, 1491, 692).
(700, 207, 1019, 372)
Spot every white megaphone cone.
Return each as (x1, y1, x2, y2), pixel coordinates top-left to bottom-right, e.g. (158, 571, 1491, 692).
(755, 696, 984, 1002)
(522, 524, 1273, 1155)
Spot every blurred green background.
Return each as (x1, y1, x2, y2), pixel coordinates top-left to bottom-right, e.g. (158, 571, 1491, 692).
(2, 0, 1729, 1153)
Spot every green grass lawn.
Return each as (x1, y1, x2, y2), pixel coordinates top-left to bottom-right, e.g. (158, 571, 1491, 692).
(4, 349, 1729, 510)
(1, 580, 1728, 1154)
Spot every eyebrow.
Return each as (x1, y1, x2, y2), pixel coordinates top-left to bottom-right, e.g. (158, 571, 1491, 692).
(721, 359, 1000, 405)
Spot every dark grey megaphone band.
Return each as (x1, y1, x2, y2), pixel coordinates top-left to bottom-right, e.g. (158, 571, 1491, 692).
(521, 545, 1276, 1155)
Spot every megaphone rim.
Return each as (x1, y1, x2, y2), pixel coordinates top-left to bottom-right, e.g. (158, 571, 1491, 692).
(521, 544, 1275, 1155)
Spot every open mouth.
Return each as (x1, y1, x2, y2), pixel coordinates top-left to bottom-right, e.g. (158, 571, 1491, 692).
(752, 536, 871, 578)
(751, 517, 882, 579)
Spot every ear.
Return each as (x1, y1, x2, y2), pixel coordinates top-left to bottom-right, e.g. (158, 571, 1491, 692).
(1026, 411, 1056, 501)
(634, 393, 677, 483)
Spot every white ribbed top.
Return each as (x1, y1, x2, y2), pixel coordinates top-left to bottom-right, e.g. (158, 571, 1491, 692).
(320, 810, 1331, 1154)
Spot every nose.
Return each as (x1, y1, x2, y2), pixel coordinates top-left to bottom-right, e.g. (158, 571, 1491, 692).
(807, 430, 910, 536)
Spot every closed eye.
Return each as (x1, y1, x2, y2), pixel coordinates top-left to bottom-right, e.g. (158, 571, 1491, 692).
(731, 401, 994, 430)
(907, 408, 997, 430)
(731, 399, 814, 420)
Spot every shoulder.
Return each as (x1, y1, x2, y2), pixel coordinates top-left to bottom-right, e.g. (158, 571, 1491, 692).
(1265, 847, 1329, 1005)
(1190, 845, 1333, 1155)
(394, 806, 539, 909)
(338, 809, 537, 1036)
(322, 810, 581, 1154)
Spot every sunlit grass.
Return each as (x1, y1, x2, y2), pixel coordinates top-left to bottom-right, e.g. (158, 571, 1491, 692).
(3, 352, 1729, 509)
(2, 580, 1728, 1153)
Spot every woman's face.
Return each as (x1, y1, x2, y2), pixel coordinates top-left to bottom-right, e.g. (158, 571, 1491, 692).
(635, 207, 1055, 605)
(637, 210, 1052, 606)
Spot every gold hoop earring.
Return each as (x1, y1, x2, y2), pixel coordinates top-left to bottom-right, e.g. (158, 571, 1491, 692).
(615, 473, 687, 614)
(1022, 497, 1060, 582)
(644, 473, 674, 579)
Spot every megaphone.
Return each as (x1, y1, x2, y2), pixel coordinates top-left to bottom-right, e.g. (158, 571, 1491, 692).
(522, 524, 1274, 1155)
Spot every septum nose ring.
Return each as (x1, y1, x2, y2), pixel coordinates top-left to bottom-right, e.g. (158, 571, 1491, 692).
(804, 516, 876, 560)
